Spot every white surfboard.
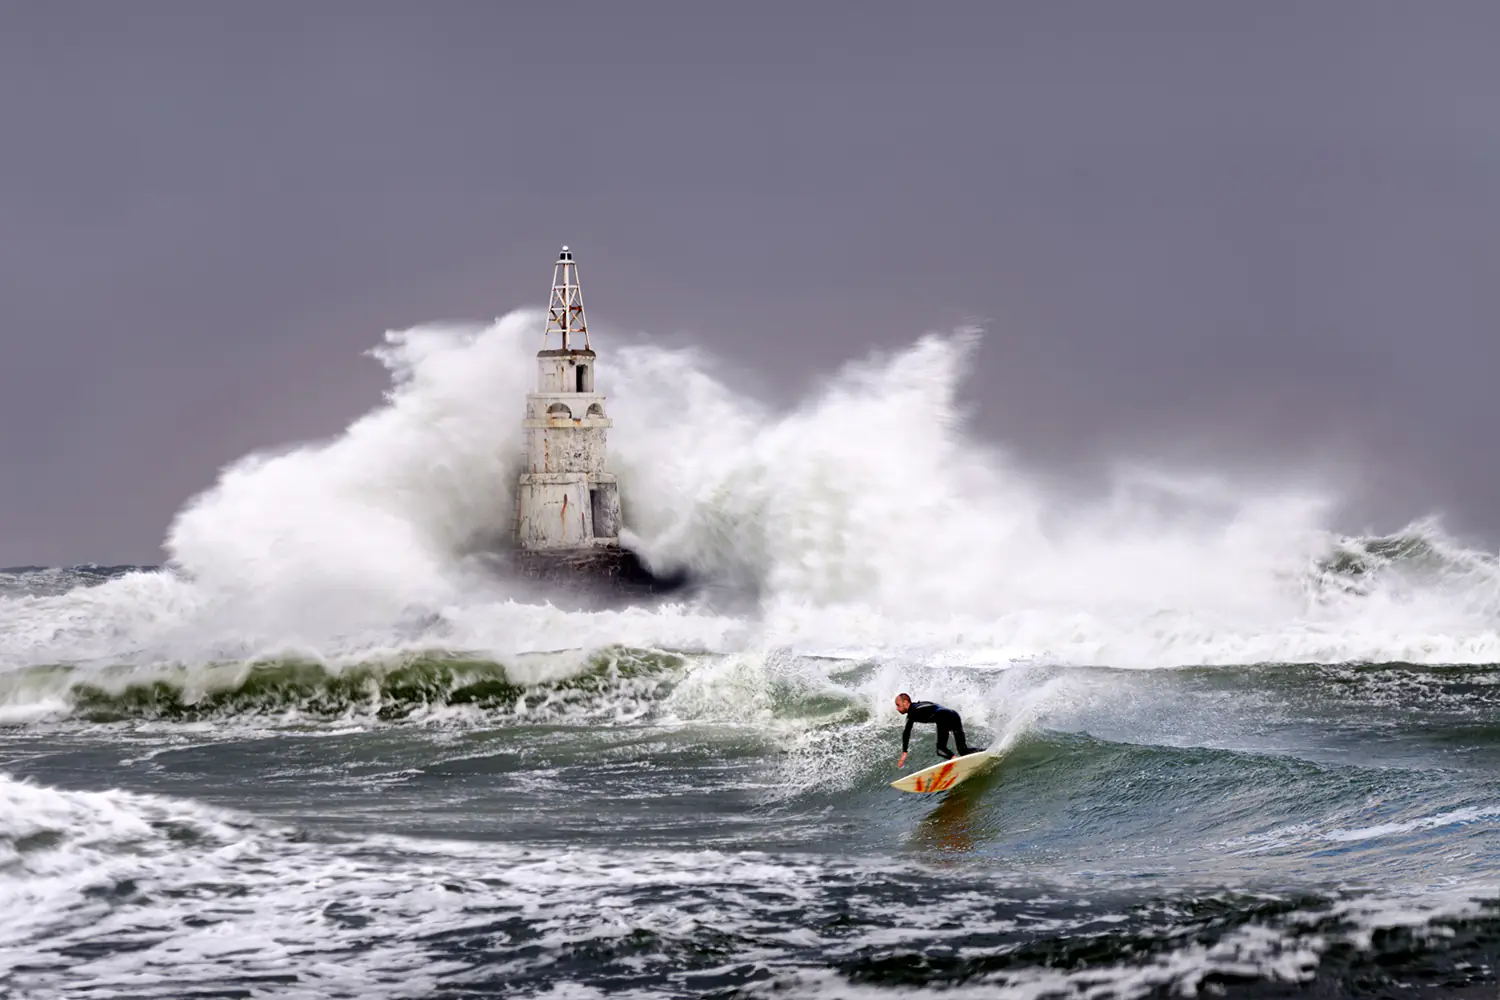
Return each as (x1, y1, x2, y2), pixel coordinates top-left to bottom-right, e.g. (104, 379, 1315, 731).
(890, 751, 999, 794)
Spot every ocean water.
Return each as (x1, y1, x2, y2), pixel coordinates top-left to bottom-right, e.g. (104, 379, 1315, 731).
(1, 315, 1497, 998)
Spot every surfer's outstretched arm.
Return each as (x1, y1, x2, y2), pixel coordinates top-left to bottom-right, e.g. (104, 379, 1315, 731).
(898, 715, 916, 767)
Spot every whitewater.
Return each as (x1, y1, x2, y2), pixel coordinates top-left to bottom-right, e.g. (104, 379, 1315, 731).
(1, 312, 1497, 998)
(6, 312, 1500, 680)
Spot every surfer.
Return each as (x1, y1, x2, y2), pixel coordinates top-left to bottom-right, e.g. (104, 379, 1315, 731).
(895, 693, 984, 767)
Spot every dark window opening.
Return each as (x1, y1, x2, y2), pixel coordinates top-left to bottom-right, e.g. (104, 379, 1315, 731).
(576, 364, 588, 392)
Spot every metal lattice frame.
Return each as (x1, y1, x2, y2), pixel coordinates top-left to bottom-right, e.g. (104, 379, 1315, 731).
(544, 245, 590, 350)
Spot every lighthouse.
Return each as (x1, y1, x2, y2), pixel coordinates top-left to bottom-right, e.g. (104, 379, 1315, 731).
(514, 246, 623, 562)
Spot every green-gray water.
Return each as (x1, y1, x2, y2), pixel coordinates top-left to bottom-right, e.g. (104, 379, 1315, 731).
(2, 566, 1497, 998)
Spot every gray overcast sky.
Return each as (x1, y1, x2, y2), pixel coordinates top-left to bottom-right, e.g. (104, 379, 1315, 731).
(3, 1, 1499, 565)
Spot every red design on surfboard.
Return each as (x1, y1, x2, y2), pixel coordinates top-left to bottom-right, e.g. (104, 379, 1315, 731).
(913, 761, 957, 792)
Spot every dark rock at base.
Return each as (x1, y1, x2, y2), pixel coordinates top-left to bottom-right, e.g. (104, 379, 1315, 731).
(504, 546, 692, 609)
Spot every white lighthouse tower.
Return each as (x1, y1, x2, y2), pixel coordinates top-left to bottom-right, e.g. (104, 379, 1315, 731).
(514, 246, 622, 558)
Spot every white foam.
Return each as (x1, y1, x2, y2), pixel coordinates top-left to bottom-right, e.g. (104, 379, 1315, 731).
(1322, 804, 1500, 844)
(4, 316, 1500, 704)
(3, 774, 1491, 999)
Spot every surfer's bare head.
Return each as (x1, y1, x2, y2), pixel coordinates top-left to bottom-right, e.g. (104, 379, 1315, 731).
(894, 693, 911, 714)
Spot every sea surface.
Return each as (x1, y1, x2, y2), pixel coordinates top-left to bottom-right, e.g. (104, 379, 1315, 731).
(2, 318, 1498, 997)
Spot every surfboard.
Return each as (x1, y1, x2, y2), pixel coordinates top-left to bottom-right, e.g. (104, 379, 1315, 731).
(890, 751, 999, 794)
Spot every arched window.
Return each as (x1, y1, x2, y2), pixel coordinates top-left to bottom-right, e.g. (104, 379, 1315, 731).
(547, 402, 572, 418)
(586, 402, 605, 417)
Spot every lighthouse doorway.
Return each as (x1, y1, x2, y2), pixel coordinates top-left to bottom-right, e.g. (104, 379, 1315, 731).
(590, 486, 617, 539)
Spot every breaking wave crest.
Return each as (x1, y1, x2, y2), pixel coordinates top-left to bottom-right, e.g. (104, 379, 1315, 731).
(5, 313, 1500, 684)
(0, 646, 878, 729)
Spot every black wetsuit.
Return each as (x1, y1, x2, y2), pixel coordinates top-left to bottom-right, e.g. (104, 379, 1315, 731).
(901, 701, 983, 760)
